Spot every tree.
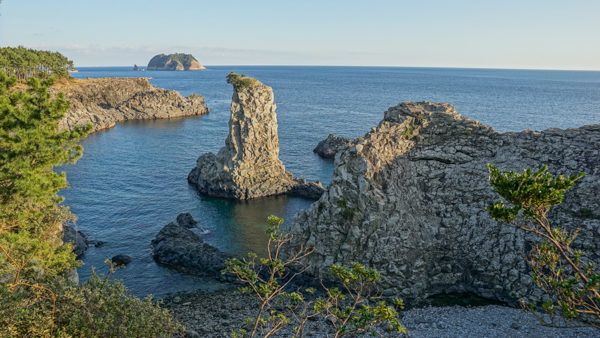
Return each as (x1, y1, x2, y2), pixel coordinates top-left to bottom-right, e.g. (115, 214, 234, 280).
(0, 72, 183, 336)
(486, 164, 599, 326)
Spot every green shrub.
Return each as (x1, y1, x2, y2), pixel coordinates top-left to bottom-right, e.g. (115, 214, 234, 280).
(226, 72, 262, 89)
(486, 164, 599, 327)
(223, 215, 406, 337)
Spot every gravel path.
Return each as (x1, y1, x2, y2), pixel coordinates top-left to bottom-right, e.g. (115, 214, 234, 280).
(162, 289, 600, 337)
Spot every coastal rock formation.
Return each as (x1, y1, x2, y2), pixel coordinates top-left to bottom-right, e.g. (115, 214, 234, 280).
(151, 213, 229, 277)
(147, 53, 206, 71)
(63, 224, 88, 258)
(290, 102, 600, 305)
(188, 74, 324, 200)
(56, 78, 208, 133)
(313, 134, 352, 159)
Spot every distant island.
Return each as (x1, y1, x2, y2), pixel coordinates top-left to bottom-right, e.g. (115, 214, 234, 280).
(147, 53, 206, 71)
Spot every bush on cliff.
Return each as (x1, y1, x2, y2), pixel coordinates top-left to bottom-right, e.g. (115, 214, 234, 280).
(223, 215, 406, 337)
(0, 71, 183, 336)
(487, 164, 599, 327)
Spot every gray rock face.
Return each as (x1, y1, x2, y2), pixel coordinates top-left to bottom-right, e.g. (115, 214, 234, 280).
(151, 213, 230, 276)
(313, 134, 352, 159)
(290, 102, 600, 305)
(63, 224, 88, 258)
(188, 74, 324, 200)
(56, 78, 208, 133)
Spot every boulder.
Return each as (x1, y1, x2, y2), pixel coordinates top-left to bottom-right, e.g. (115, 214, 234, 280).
(289, 102, 600, 305)
(151, 217, 229, 277)
(110, 254, 132, 267)
(313, 134, 352, 159)
(63, 224, 88, 258)
(147, 53, 206, 71)
(188, 73, 324, 200)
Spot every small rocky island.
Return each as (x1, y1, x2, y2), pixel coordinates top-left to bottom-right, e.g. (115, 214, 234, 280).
(147, 53, 206, 71)
(55, 77, 208, 133)
(188, 73, 324, 200)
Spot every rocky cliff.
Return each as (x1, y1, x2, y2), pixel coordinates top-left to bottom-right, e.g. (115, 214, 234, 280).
(55, 78, 208, 133)
(290, 102, 600, 305)
(147, 53, 205, 71)
(188, 74, 323, 200)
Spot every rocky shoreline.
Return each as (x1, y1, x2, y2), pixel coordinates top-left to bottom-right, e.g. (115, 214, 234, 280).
(162, 289, 600, 337)
(55, 77, 208, 133)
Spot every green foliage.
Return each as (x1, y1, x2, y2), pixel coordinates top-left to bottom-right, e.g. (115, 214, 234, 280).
(227, 72, 262, 89)
(0, 72, 183, 337)
(54, 271, 184, 337)
(487, 164, 599, 326)
(223, 215, 406, 337)
(0, 46, 74, 79)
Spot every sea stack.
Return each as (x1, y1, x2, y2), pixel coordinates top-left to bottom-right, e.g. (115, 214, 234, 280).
(188, 73, 323, 200)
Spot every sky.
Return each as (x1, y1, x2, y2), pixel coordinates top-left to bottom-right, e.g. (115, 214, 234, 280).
(0, 0, 599, 70)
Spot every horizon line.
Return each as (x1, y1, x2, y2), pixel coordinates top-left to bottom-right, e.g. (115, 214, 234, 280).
(73, 64, 600, 72)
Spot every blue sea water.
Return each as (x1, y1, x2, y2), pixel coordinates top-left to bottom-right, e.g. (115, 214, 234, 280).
(63, 66, 600, 297)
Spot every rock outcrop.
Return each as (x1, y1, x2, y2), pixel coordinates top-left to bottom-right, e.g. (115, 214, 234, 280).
(147, 53, 205, 71)
(63, 224, 88, 258)
(56, 78, 208, 133)
(290, 102, 600, 305)
(313, 134, 352, 159)
(152, 213, 228, 277)
(188, 74, 324, 200)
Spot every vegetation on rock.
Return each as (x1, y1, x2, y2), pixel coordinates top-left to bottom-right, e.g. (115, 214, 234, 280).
(223, 215, 406, 337)
(0, 71, 183, 336)
(487, 164, 599, 327)
(226, 72, 263, 89)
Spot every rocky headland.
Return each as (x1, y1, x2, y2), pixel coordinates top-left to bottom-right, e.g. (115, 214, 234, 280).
(289, 102, 600, 306)
(188, 73, 324, 200)
(55, 77, 208, 133)
(147, 53, 205, 71)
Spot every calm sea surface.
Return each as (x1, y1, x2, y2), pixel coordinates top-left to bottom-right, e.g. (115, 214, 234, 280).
(63, 66, 600, 296)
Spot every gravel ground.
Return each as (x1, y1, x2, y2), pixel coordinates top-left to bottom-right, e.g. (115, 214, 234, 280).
(162, 289, 600, 337)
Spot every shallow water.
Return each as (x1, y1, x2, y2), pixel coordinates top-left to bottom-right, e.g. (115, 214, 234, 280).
(62, 66, 600, 296)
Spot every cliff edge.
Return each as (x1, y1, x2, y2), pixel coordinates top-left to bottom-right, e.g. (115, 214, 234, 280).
(290, 102, 600, 305)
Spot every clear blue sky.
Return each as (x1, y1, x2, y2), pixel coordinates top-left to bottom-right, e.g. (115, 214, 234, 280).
(1, 0, 599, 69)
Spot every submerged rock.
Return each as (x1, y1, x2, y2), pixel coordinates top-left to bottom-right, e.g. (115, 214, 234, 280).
(110, 254, 132, 267)
(151, 214, 229, 276)
(290, 101, 600, 305)
(56, 77, 209, 133)
(188, 73, 324, 200)
(313, 134, 352, 159)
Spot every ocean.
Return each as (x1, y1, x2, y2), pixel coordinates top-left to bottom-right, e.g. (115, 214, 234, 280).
(63, 66, 600, 296)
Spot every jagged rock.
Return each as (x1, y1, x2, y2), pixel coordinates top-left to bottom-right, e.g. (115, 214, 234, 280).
(147, 53, 206, 71)
(55, 78, 208, 133)
(289, 102, 600, 305)
(176, 212, 198, 228)
(313, 134, 352, 159)
(63, 224, 88, 258)
(111, 254, 132, 266)
(188, 73, 324, 200)
(151, 215, 229, 277)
